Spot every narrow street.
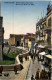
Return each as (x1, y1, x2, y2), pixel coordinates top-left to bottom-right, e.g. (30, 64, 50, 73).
(26, 57, 41, 80)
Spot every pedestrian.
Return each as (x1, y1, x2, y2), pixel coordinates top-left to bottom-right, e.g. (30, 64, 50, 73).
(35, 69, 40, 80)
(38, 56, 39, 63)
(45, 74, 48, 79)
(31, 75, 35, 80)
(48, 71, 51, 80)
(31, 51, 33, 60)
(0, 66, 3, 76)
(14, 66, 17, 74)
(33, 56, 34, 64)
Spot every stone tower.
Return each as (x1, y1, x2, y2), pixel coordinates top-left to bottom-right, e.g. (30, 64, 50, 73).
(0, 17, 3, 61)
(0, 1, 4, 61)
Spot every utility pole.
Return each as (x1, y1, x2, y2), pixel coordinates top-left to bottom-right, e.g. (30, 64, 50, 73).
(43, 10, 44, 18)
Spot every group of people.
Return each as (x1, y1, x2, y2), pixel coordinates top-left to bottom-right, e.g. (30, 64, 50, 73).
(31, 68, 51, 80)
(29, 49, 36, 63)
(29, 49, 51, 80)
(0, 66, 3, 76)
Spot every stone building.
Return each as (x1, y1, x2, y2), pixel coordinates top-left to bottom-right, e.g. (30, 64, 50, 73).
(9, 33, 35, 51)
(21, 33, 35, 50)
(9, 34, 23, 46)
(41, 17, 46, 41)
(36, 19, 42, 42)
(36, 4, 52, 47)
(46, 4, 52, 46)
(0, 17, 4, 61)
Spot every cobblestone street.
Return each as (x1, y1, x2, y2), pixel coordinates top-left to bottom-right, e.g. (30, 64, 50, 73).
(26, 57, 49, 80)
(26, 57, 42, 80)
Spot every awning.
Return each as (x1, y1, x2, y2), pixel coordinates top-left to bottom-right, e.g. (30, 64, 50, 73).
(34, 43, 37, 46)
(39, 52, 46, 55)
(45, 46, 52, 51)
(37, 45, 45, 48)
(45, 55, 52, 59)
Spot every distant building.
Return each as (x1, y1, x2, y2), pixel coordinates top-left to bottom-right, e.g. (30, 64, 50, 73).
(9, 34, 23, 46)
(0, 17, 4, 61)
(9, 33, 35, 51)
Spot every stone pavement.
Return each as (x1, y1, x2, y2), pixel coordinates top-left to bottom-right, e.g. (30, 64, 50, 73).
(26, 60, 32, 80)
(26, 57, 44, 80)
(0, 60, 31, 80)
(26, 57, 50, 80)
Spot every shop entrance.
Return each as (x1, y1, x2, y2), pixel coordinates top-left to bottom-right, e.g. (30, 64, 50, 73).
(17, 41, 20, 46)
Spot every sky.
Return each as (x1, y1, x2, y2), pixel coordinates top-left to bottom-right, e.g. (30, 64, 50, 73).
(1, 0, 51, 39)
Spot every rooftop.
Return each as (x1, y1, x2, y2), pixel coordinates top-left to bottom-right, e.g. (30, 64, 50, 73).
(24, 35, 35, 40)
(47, 4, 52, 15)
(10, 34, 25, 38)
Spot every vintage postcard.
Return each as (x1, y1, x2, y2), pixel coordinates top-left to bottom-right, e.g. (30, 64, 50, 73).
(0, 0, 52, 80)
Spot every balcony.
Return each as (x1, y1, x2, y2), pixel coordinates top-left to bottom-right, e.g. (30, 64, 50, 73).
(36, 40, 44, 44)
(40, 33, 43, 37)
(45, 29, 51, 33)
(36, 30, 40, 34)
